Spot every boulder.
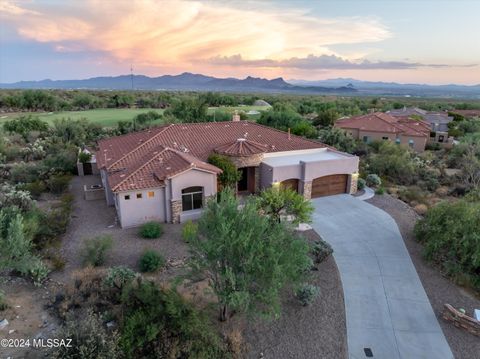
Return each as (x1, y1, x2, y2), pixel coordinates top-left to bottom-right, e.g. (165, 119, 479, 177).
(414, 204, 428, 215)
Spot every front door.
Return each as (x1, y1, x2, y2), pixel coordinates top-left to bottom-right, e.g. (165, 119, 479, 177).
(237, 167, 255, 193)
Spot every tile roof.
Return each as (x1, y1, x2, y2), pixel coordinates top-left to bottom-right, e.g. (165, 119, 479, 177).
(97, 120, 326, 192)
(336, 112, 430, 137)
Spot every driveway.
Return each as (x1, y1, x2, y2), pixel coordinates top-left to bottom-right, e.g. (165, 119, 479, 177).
(310, 195, 453, 359)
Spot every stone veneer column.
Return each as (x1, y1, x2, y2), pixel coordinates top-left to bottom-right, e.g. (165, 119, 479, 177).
(348, 174, 358, 194)
(254, 167, 260, 193)
(170, 199, 182, 224)
(302, 181, 312, 200)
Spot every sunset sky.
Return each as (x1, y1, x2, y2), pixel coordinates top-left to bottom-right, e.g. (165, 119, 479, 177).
(1, 0, 479, 85)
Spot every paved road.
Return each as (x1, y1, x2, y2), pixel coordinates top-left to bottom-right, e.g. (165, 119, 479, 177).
(311, 195, 453, 359)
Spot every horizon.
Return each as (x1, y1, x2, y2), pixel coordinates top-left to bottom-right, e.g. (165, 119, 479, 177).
(1, 0, 480, 85)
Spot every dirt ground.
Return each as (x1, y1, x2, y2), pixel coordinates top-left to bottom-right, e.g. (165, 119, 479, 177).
(243, 230, 347, 359)
(0, 277, 60, 359)
(367, 194, 480, 359)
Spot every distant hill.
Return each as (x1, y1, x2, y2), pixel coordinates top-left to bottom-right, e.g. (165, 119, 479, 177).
(289, 78, 480, 99)
(0, 72, 356, 94)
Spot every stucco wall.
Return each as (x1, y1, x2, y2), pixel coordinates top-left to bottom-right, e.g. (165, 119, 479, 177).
(398, 135, 427, 152)
(117, 187, 166, 228)
(302, 157, 359, 181)
(100, 169, 115, 206)
(170, 169, 217, 201)
(259, 163, 274, 189)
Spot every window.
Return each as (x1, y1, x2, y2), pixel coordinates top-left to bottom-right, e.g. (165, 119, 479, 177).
(148, 191, 155, 198)
(438, 135, 444, 143)
(124, 195, 130, 200)
(395, 138, 401, 144)
(408, 139, 414, 147)
(362, 136, 369, 143)
(182, 186, 203, 211)
(136, 193, 142, 199)
(382, 136, 389, 140)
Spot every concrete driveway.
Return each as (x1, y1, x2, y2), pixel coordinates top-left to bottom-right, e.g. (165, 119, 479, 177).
(311, 195, 453, 359)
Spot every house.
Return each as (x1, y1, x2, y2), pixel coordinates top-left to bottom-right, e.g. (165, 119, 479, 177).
(387, 107, 454, 146)
(449, 109, 480, 119)
(96, 120, 359, 227)
(335, 112, 430, 152)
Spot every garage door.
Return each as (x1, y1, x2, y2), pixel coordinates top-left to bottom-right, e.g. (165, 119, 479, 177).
(280, 178, 299, 193)
(311, 174, 348, 198)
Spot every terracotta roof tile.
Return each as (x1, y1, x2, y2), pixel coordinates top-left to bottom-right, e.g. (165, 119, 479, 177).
(97, 120, 325, 192)
(214, 138, 268, 156)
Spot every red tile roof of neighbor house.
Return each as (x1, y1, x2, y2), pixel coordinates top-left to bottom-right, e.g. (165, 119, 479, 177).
(336, 112, 430, 137)
(97, 120, 326, 192)
(449, 110, 480, 118)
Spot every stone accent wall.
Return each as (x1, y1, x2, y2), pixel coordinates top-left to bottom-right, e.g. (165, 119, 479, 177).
(170, 199, 182, 224)
(302, 181, 312, 200)
(349, 174, 358, 194)
(228, 153, 264, 168)
(204, 194, 216, 206)
(254, 167, 260, 193)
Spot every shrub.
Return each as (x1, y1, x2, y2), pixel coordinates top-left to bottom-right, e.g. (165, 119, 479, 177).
(366, 174, 382, 187)
(80, 235, 113, 267)
(375, 187, 385, 195)
(0, 290, 8, 311)
(208, 154, 241, 189)
(46, 174, 72, 194)
(22, 180, 47, 199)
(0, 183, 34, 212)
(120, 281, 228, 358)
(51, 309, 122, 359)
(357, 178, 366, 191)
(28, 258, 50, 286)
(138, 250, 165, 273)
(139, 221, 163, 239)
(295, 284, 320, 306)
(310, 239, 333, 265)
(78, 151, 92, 164)
(414, 198, 480, 292)
(182, 220, 198, 243)
(104, 266, 137, 289)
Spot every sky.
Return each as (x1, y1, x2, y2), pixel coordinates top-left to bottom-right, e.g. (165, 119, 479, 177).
(0, 0, 479, 85)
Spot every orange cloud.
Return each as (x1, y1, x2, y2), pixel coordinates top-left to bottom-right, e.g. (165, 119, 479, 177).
(1, 0, 391, 68)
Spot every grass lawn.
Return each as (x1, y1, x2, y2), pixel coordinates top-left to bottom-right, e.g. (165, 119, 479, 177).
(0, 108, 164, 127)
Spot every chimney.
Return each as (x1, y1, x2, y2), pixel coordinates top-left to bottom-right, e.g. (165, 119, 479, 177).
(232, 110, 240, 122)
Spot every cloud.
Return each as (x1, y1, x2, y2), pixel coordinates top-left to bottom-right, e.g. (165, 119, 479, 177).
(1, 0, 391, 67)
(205, 54, 477, 70)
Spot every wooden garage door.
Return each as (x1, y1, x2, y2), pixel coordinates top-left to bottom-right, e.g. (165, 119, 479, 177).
(311, 174, 348, 198)
(280, 178, 299, 193)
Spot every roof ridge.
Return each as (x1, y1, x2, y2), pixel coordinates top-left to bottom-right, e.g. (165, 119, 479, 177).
(107, 124, 174, 170)
(111, 147, 169, 191)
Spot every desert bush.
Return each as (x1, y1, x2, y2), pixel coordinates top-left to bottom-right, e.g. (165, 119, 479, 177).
(78, 151, 92, 164)
(366, 174, 382, 187)
(138, 250, 165, 273)
(0, 183, 34, 212)
(9, 161, 45, 183)
(46, 174, 72, 194)
(397, 186, 428, 205)
(120, 280, 228, 358)
(375, 187, 385, 195)
(51, 309, 122, 359)
(34, 194, 73, 247)
(21, 180, 47, 199)
(414, 196, 480, 292)
(295, 284, 320, 306)
(139, 221, 163, 239)
(81, 235, 113, 267)
(357, 178, 366, 191)
(310, 239, 333, 266)
(104, 266, 137, 290)
(182, 220, 198, 243)
(0, 290, 8, 311)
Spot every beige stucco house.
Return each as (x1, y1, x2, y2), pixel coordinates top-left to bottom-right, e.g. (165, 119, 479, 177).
(335, 112, 430, 152)
(97, 119, 359, 228)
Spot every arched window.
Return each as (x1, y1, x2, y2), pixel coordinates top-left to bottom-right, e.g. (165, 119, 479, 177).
(181, 186, 203, 211)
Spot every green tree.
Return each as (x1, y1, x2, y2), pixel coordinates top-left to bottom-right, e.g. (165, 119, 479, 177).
(257, 187, 313, 225)
(313, 108, 339, 127)
(167, 97, 208, 122)
(207, 154, 241, 189)
(318, 126, 357, 153)
(188, 189, 311, 321)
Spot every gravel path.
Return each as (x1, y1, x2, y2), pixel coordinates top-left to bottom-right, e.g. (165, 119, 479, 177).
(367, 194, 480, 359)
(51, 176, 189, 283)
(244, 230, 347, 359)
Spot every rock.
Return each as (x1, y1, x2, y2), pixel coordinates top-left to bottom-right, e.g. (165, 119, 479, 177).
(0, 319, 9, 329)
(414, 204, 428, 215)
(106, 321, 116, 329)
(444, 168, 461, 177)
(8, 329, 15, 334)
(435, 186, 449, 197)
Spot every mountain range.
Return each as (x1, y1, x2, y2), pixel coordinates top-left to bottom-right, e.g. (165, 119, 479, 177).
(1, 73, 479, 98)
(0, 73, 355, 94)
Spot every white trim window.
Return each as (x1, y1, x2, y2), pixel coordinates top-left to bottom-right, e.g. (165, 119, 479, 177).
(181, 186, 203, 211)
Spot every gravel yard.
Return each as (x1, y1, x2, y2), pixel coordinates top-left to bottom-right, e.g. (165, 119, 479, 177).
(243, 230, 347, 359)
(367, 194, 480, 359)
(50, 176, 189, 283)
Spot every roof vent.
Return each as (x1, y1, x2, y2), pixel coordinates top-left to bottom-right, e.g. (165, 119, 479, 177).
(243, 132, 248, 138)
(237, 138, 246, 142)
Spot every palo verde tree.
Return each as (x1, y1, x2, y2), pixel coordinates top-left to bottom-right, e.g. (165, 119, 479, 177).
(188, 188, 312, 321)
(256, 187, 314, 225)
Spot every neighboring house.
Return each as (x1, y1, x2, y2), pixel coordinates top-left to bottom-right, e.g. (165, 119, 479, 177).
(96, 120, 359, 227)
(335, 112, 430, 152)
(388, 107, 454, 146)
(448, 109, 480, 119)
